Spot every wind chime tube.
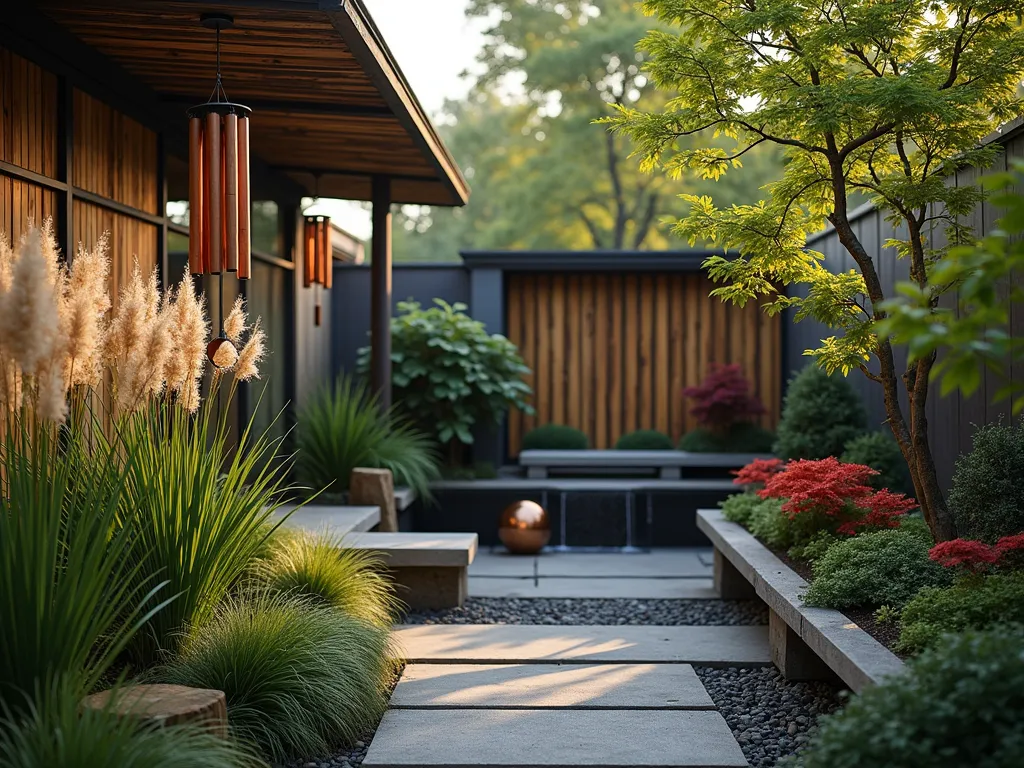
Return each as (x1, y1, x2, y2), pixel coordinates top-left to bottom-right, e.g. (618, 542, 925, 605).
(322, 219, 333, 289)
(316, 218, 327, 285)
(304, 217, 316, 288)
(224, 113, 239, 273)
(205, 111, 223, 275)
(237, 114, 251, 280)
(188, 117, 204, 275)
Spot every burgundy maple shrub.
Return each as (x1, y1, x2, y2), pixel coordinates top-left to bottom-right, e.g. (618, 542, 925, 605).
(759, 457, 917, 538)
(732, 457, 784, 487)
(683, 364, 765, 434)
(929, 533, 1024, 574)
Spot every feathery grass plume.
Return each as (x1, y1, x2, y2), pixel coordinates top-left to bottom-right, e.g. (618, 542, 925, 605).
(211, 339, 238, 370)
(111, 263, 166, 413)
(63, 235, 111, 388)
(0, 228, 61, 377)
(0, 231, 13, 293)
(234, 318, 265, 381)
(259, 531, 401, 626)
(223, 296, 247, 344)
(164, 272, 208, 411)
(156, 591, 393, 762)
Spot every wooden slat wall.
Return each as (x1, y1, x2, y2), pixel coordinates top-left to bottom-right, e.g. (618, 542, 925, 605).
(72, 200, 157, 296)
(0, 48, 59, 241)
(506, 271, 781, 454)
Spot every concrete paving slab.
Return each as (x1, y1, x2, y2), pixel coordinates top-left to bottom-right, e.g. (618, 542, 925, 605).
(536, 550, 711, 578)
(362, 709, 748, 767)
(469, 577, 717, 599)
(345, 532, 478, 567)
(392, 624, 770, 665)
(272, 505, 380, 537)
(390, 663, 715, 709)
(469, 552, 537, 577)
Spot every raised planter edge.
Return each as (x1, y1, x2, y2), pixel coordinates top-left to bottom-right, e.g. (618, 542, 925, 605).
(696, 508, 905, 692)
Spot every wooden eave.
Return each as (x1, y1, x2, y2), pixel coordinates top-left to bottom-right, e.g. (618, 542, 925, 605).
(28, 0, 469, 206)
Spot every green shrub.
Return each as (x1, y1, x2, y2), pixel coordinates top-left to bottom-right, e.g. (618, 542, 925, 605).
(788, 626, 1024, 768)
(259, 532, 401, 627)
(788, 531, 841, 563)
(841, 431, 912, 494)
(804, 527, 952, 610)
(0, 681, 253, 768)
(746, 497, 794, 549)
(948, 421, 1024, 543)
(720, 492, 763, 526)
(295, 375, 440, 500)
(117, 396, 290, 668)
(898, 570, 1024, 653)
(522, 424, 589, 450)
(157, 592, 392, 762)
(678, 422, 775, 452)
(357, 300, 533, 454)
(615, 429, 675, 450)
(774, 365, 866, 460)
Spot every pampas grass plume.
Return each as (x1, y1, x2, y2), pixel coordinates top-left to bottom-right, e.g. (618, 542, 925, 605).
(234, 319, 265, 381)
(224, 296, 247, 344)
(0, 226, 61, 376)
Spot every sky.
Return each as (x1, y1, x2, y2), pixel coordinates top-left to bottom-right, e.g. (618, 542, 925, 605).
(306, 0, 486, 238)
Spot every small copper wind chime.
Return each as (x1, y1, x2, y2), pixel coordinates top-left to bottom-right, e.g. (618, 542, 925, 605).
(187, 12, 251, 366)
(303, 178, 333, 327)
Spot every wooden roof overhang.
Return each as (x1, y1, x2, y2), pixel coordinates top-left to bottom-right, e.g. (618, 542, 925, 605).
(26, 0, 469, 206)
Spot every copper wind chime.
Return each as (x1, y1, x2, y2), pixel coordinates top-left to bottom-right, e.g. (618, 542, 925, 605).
(187, 12, 251, 366)
(303, 179, 333, 327)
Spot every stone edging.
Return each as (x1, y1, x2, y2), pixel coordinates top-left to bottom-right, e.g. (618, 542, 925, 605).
(697, 509, 904, 692)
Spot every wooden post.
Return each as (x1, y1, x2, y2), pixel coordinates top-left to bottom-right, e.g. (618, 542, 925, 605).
(81, 684, 228, 738)
(713, 548, 757, 600)
(370, 175, 392, 409)
(350, 467, 398, 532)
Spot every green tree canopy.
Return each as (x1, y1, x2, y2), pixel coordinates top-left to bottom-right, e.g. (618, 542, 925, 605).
(610, 0, 1024, 541)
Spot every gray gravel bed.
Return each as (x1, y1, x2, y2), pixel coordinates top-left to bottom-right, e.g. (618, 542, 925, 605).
(403, 597, 768, 625)
(695, 666, 843, 768)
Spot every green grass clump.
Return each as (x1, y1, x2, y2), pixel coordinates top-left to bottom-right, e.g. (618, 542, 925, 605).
(804, 526, 952, 610)
(295, 375, 440, 501)
(0, 682, 252, 768)
(614, 430, 674, 450)
(678, 422, 775, 452)
(156, 592, 393, 762)
(897, 570, 1024, 653)
(521, 424, 589, 450)
(786, 626, 1024, 768)
(259, 532, 401, 627)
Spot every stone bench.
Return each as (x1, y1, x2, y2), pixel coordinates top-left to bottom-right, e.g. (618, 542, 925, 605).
(697, 509, 904, 692)
(344, 532, 478, 610)
(272, 504, 381, 537)
(519, 449, 770, 479)
(82, 684, 228, 737)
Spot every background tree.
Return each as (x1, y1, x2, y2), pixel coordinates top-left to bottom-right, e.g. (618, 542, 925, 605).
(393, 0, 782, 260)
(610, 0, 1024, 541)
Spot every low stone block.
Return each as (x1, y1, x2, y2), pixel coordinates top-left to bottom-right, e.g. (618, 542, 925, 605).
(714, 547, 758, 600)
(350, 467, 398, 532)
(391, 565, 468, 609)
(81, 684, 228, 738)
(769, 608, 836, 683)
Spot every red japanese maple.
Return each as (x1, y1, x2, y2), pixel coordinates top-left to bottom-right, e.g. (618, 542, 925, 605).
(732, 457, 785, 486)
(995, 533, 1024, 570)
(683, 364, 765, 433)
(929, 539, 999, 573)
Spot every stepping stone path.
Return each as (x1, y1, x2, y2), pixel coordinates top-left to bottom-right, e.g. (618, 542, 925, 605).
(363, 550, 779, 768)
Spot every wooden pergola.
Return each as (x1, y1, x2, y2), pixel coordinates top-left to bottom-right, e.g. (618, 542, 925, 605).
(6, 0, 468, 407)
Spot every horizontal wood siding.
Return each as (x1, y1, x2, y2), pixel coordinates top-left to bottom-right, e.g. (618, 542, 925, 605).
(72, 200, 158, 299)
(507, 271, 781, 455)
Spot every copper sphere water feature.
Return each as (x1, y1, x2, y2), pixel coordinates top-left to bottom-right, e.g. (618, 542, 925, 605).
(498, 500, 551, 555)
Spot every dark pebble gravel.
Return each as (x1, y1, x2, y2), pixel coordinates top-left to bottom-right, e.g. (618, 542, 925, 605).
(695, 666, 844, 768)
(404, 597, 768, 626)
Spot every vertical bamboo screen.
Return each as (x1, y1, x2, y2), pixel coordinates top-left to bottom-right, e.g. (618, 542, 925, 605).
(506, 271, 782, 455)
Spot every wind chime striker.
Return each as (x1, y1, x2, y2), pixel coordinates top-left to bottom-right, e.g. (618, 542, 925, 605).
(303, 179, 333, 326)
(187, 12, 251, 366)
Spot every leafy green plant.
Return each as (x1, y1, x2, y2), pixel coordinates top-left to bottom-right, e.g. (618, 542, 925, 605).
(720, 492, 771, 527)
(0, 416, 166, 712)
(0, 680, 253, 768)
(804, 527, 952, 610)
(295, 375, 440, 500)
(947, 421, 1024, 543)
(677, 422, 775, 452)
(746, 497, 794, 549)
(156, 592, 393, 763)
(788, 531, 840, 564)
(787, 626, 1024, 768)
(521, 424, 589, 450)
(258, 532, 401, 627)
(117, 390, 291, 667)
(841, 432, 912, 495)
(614, 429, 674, 450)
(898, 571, 1024, 653)
(773, 366, 866, 460)
(873, 605, 899, 625)
(357, 300, 533, 462)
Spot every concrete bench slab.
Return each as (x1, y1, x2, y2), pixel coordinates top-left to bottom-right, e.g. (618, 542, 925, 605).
(535, 550, 711, 578)
(362, 709, 748, 767)
(392, 624, 770, 665)
(469, 576, 717, 599)
(345, 532, 478, 610)
(272, 505, 380, 537)
(394, 486, 416, 511)
(390, 663, 715, 710)
(519, 449, 771, 479)
(429, 478, 738, 492)
(697, 509, 904, 691)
